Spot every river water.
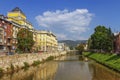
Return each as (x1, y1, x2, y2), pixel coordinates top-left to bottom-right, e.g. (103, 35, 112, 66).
(0, 55, 120, 80)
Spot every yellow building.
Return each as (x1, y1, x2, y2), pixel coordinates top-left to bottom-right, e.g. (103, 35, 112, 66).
(7, 7, 33, 30)
(36, 30, 58, 52)
(7, 7, 38, 52)
(33, 30, 41, 51)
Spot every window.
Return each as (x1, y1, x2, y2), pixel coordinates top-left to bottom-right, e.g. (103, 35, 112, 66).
(0, 39, 2, 42)
(2, 21, 4, 23)
(4, 47, 6, 50)
(4, 32, 6, 36)
(18, 16, 21, 19)
(0, 45, 3, 50)
(4, 40, 6, 43)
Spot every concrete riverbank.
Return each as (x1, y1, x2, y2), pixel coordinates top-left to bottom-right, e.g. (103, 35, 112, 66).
(0, 51, 67, 73)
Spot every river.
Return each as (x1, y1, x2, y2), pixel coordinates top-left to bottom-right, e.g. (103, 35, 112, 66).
(0, 55, 120, 80)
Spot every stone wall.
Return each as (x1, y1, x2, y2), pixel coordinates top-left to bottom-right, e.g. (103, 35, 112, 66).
(0, 51, 67, 72)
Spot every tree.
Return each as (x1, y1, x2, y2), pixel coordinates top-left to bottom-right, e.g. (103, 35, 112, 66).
(17, 28, 34, 53)
(75, 44, 84, 54)
(88, 25, 114, 52)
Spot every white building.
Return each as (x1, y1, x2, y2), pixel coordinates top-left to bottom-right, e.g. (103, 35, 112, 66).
(58, 43, 70, 51)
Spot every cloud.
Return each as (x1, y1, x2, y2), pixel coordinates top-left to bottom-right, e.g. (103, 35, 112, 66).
(35, 9, 93, 40)
(55, 33, 67, 40)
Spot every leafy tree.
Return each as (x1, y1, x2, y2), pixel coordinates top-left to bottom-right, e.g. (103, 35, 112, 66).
(69, 46, 74, 50)
(88, 25, 114, 52)
(17, 28, 34, 53)
(75, 44, 84, 54)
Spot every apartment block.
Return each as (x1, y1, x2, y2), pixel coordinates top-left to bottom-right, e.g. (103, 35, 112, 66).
(0, 15, 13, 55)
(37, 30, 58, 52)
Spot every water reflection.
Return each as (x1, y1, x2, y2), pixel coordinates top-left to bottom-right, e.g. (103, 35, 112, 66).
(0, 62, 58, 80)
(91, 63, 120, 80)
(0, 55, 120, 80)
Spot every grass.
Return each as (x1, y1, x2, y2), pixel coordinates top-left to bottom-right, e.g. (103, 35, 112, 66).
(83, 52, 120, 72)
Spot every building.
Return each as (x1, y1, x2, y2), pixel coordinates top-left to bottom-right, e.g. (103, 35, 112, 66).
(84, 44, 88, 51)
(12, 22, 21, 53)
(58, 43, 70, 51)
(114, 32, 120, 53)
(7, 7, 33, 30)
(58, 43, 66, 51)
(7, 7, 37, 52)
(0, 7, 58, 54)
(32, 30, 41, 52)
(0, 15, 13, 55)
(36, 30, 58, 52)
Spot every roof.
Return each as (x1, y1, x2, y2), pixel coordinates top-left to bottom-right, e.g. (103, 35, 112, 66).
(11, 7, 26, 16)
(0, 15, 12, 24)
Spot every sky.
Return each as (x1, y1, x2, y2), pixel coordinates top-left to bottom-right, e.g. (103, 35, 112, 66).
(0, 0, 120, 40)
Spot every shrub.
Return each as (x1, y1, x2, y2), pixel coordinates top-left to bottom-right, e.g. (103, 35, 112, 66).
(46, 56, 54, 61)
(0, 68, 3, 73)
(32, 60, 41, 66)
(10, 63, 14, 71)
(23, 62, 30, 69)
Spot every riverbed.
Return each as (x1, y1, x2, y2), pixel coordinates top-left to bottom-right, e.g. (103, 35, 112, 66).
(0, 55, 120, 80)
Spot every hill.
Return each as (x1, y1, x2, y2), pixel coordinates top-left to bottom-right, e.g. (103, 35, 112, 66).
(58, 40, 87, 49)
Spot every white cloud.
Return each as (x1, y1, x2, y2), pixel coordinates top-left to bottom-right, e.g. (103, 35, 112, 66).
(56, 33, 67, 40)
(35, 9, 93, 40)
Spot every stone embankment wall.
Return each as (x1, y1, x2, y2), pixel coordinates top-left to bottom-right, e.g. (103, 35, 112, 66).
(0, 51, 67, 72)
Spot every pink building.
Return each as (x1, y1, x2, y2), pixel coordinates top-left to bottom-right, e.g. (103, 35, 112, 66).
(0, 15, 13, 55)
(114, 32, 120, 53)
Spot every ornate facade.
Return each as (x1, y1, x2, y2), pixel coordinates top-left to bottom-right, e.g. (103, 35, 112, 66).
(0, 15, 13, 55)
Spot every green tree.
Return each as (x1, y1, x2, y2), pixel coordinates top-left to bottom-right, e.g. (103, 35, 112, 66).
(88, 25, 114, 52)
(17, 28, 34, 53)
(76, 44, 84, 54)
